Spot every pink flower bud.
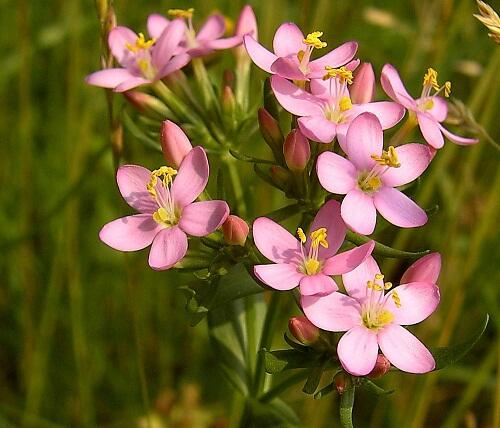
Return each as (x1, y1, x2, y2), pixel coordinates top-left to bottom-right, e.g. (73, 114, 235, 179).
(288, 316, 320, 345)
(160, 121, 193, 168)
(284, 129, 310, 172)
(234, 5, 258, 62)
(367, 354, 391, 379)
(258, 108, 284, 155)
(222, 215, 249, 246)
(334, 372, 351, 394)
(221, 85, 236, 113)
(350, 62, 376, 104)
(401, 253, 441, 284)
(124, 91, 169, 117)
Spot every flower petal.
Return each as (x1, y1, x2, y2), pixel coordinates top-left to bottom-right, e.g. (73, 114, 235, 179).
(298, 116, 337, 143)
(308, 199, 347, 257)
(384, 282, 440, 325)
(380, 64, 417, 109)
(116, 165, 157, 213)
(85, 69, 136, 89)
(316, 151, 357, 194)
(426, 96, 448, 122)
(336, 123, 349, 153)
(171, 146, 209, 208)
(301, 292, 361, 331)
(205, 35, 242, 50)
(147, 13, 169, 39)
(148, 226, 188, 270)
(254, 263, 303, 290)
(243, 35, 278, 73)
(374, 187, 427, 228)
(351, 101, 405, 130)
(338, 326, 379, 376)
(309, 41, 358, 73)
(108, 26, 138, 66)
(342, 255, 381, 301)
(114, 77, 150, 92)
(322, 241, 375, 275)
(272, 22, 304, 57)
(179, 200, 229, 237)
(417, 112, 444, 149)
(197, 14, 225, 41)
(378, 324, 435, 373)
(341, 189, 377, 235)
(270, 75, 324, 116)
(438, 124, 479, 145)
(270, 57, 305, 80)
(253, 217, 301, 264)
(156, 53, 190, 79)
(345, 112, 382, 170)
(153, 19, 187, 71)
(401, 253, 441, 284)
(99, 214, 161, 251)
(381, 143, 432, 187)
(299, 274, 338, 296)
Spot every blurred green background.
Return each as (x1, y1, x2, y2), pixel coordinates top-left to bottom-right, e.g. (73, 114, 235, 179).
(1, 0, 499, 427)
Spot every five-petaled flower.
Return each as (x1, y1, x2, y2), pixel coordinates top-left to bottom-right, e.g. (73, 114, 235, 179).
(253, 200, 375, 296)
(302, 255, 440, 375)
(99, 147, 229, 270)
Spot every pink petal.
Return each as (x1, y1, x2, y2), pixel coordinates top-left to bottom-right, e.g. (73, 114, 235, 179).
(425, 96, 448, 122)
(378, 324, 435, 373)
(373, 187, 427, 228)
(243, 35, 278, 73)
(85, 68, 135, 89)
(235, 5, 258, 39)
(298, 116, 337, 143)
(350, 62, 376, 104)
(342, 255, 381, 301)
(254, 263, 303, 290)
(197, 14, 225, 41)
(253, 217, 301, 264)
(108, 26, 137, 66)
(351, 101, 405, 130)
(205, 35, 243, 50)
(382, 143, 432, 187)
(336, 123, 349, 153)
(270, 76, 324, 116)
(307, 199, 347, 257)
(156, 53, 190, 79)
(152, 19, 187, 71)
(309, 41, 358, 74)
(322, 241, 375, 275)
(338, 326, 379, 376)
(147, 14, 169, 39)
(316, 151, 357, 194)
(341, 189, 377, 235)
(299, 274, 338, 296)
(380, 64, 417, 109)
(270, 57, 305, 80)
(345, 112, 383, 170)
(301, 292, 361, 331)
(148, 226, 188, 270)
(114, 77, 151, 92)
(438, 124, 479, 145)
(116, 165, 157, 213)
(384, 282, 440, 325)
(417, 112, 444, 149)
(401, 253, 442, 284)
(272, 22, 304, 57)
(171, 146, 209, 208)
(99, 214, 161, 251)
(179, 201, 229, 236)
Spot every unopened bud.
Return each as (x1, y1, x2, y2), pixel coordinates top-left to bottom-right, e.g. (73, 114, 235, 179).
(124, 91, 170, 118)
(222, 215, 249, 246)
(269, 165, 291, 190)
(288, 316, 320, 345)
(234, 5, 258, 63)
(221, 85, 236, 113)
(223, 69, 235, 89)
(258, 108, 284, 159)
(284, 129, 310, 171)
(334, 372, 351, 395)
(367, 354, 391, 379)
(350, 62, 376, 104)
(160, 120, 193, 168)
(400, 252, 441, 284)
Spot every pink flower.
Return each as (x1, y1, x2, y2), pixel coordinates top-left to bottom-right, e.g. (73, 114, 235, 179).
(244, 23, 357, 80)
(302, 256, 440, 375)
(253, 200, 375, 296)
(99, 147, 229, 270)
(381, 64, 479, 149)
(350, 62, 376, 104)
(270, 74, 404, 145)
(86, 19, 190, 92)
(161, 120, 193, 168)
(147, 9, 242, 58)
(317, 113, 432, 235)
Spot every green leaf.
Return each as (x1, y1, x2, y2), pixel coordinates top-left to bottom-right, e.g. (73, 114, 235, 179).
(314, 382, 335, 399)
(262, 349, 320, 374)
(358, 378, 394, 395)
(302, 359, 327, 394)
(431, 314, 489, 370)
(346, 230, 430, 259)
(229, 149, 275, 165)
(122, 111, 162, 152)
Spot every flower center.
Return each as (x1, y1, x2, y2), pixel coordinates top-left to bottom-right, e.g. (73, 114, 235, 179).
(147, 166, 180, 227)
(357, 146, 400, 193)
(126, 33, 156, 53)
(296, 31, 327, 75)
(322, 66, 354, 124)
(361, 273, 401, 330)
(125, 33, 157, 79)
(297, 227, 329, 275)
(419, 67, 451, 111)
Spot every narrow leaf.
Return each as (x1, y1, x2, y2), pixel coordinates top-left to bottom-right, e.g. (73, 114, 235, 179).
(262, 349, 318, 374)
(359, 378, 394, 395)
(302, 359, 327, 394)
(229, 149, 275, 165)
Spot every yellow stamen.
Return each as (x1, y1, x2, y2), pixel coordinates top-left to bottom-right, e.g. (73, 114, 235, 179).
(126, 33, 156, 53)
(391, 291, 401, 308)
(322, 65, 353, 84)
(358, 175, 382, 193)
(423, 67, 439, 90)
(147, 166, 178, 198)
(297, 227, 306, 244)
(304, 259, 320, 275)
(168, 8, 194, 19)
(303, 31, 327, 49)
(339, 96, 353, 111)
(444, 81, 451, 97)
(384, 282, 393, 290)
(375, 273, 384, 280)
(310, 227, 329, 249)
(371, 146, 401, 168)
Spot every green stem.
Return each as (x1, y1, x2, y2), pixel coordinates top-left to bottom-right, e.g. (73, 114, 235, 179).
(225, 155, 248, 217)
(192, 57, 219, 111)
(235, 59, 251, 111)
(245, 295, 257, 393)
(152, 80, 202, 126)
(259, 371, 309, 402)
(389, 113, 418, 147)
(340, 386, 356, 428)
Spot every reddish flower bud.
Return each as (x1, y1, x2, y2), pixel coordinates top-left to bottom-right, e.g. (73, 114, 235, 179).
(124, 91, 170, 118)
(400, 252, 441, 284)
(160, 120, 193, 168)
(284, 129, 311, 171)
(221, 85, 236, 114)
(222, 215, 249, 246)
(258, 108, 284, 156)
(334, 372, 351, 395)
(367, 354, 391, 379)
(288, 316, 320, 345)
(350, 62, 376, 104)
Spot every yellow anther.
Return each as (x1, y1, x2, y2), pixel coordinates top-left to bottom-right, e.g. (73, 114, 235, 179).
(168, 8, 194, 19)
(371, 146, 401, 168)
(297, 50, 305, 63)
(367, 280, 374, 289)
(322, 66, 353, 84)
(375, 273, 384, 281)
(310, 228, 328, 249)
(391, 291, 402, 308)
(423, 67, 439, 90)
(303, 31, 327, 49)
(126, 33, 156, 52)
(304, 259, 321, 275)
(339, 96, 353, 111)
(297, 227, 307, 244)
(384, 282, 393, 290)
(444, 81, 452, 97)
(147, 166, 177, 198)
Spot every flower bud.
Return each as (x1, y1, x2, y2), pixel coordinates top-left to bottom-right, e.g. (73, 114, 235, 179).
(334, 372, 351, 395)
(258, 108, 284, 158)
(124, 91, 170, 118)
(234, 5, 258, 63)
(284, 129, 310, 172)
(221, 85, 236, 114)
(400, 252, 441, 284)
(222, 215, 249, 246)
(367, 354, 391, 379)
(223, 69, 235, 89)
(269, 165, 291, 190)
(160, 121, 193, 168)
(350, 62, 376, 104)
(288, 316, 320, 345)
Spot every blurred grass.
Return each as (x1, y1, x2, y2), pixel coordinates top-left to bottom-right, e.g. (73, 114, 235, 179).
(0, 0, 499, 427)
